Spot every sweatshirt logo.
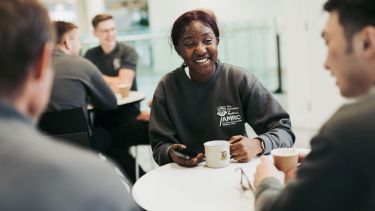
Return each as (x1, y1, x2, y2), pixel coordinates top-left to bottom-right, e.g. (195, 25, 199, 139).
(113, 58, 121, 70)
(217, 105, 242, 127)
(217, 106, 227, 117)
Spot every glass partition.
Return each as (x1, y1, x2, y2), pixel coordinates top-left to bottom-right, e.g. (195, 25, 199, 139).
(82, 20, 281, 110)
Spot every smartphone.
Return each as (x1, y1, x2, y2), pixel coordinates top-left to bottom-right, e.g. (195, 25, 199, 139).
(174, 148, 199, 160)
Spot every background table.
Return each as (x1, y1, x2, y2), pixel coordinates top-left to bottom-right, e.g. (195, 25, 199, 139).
(116, 91, 145, 105)
(88, 91, 145, 110)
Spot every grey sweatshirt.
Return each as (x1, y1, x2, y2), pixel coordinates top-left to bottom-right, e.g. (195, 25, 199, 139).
(150, 61, 295, 165)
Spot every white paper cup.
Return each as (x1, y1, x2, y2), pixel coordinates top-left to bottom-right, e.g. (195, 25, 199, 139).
(271, 148, 299, 172)
(204, 140, 230, 168)
(118, 84, 130, 98)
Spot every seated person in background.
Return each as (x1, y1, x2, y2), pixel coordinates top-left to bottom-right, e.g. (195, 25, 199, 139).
(85, 14, 150, 182)
(0, 0, 140, 210)
(149, 10, 295, 167)
(48, 21, 117, 152)
(254, 0, 375, 210)
(85, 13, 149, 126)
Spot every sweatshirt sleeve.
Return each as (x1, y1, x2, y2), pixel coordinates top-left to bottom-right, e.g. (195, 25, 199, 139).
(84, 61, 118, 110)
(241, 76, 295, 154)
(255, 177, 284, 211)
(120, 44, 139, 71)
(149, 82, 179, 166)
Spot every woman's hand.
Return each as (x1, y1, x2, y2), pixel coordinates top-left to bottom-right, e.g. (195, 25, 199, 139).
(229, 135, 263, 162)
(169, 144, 203, 167)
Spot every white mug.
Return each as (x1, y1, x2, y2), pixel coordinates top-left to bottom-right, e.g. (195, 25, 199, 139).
(204, 140, 230, 168)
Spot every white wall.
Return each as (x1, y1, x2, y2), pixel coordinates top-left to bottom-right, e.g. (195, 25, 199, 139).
(148, 0, 283, 30)
(282, 0, 344, 129)
(147, 0, 284, 84)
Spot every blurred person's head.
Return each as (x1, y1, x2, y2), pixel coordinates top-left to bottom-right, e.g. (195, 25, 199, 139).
(171, 10, 220, 82)
(0, 0, 54, 120)
(323, 0, 375, 97)
(54, 21, 81, 56)
(92, 14, 117, 48)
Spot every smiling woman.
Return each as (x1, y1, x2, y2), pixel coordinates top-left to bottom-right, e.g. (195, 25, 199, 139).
(171, 10, 219, 82)
(149, 10, 295, 167)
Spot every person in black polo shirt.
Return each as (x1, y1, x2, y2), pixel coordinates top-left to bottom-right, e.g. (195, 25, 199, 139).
(85, 14, 149, 183)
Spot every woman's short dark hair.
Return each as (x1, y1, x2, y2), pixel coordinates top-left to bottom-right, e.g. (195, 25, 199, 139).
(171, 10, 219, 49)
(324, 0, 375, 44)
(0, 0, 54, 97)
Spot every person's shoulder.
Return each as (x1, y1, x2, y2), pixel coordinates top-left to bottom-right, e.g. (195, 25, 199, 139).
(118, 42, 137, 55)
(330, 95, 375, 126)
(85, 46, 101, 55)
(219, 62, 259, 87)
(220, 62, 255, 78)
(4, 135, 137, 210)
(321, 94, 375, 144)
(68, 56, 99, 73)
(25, 132, 128, 187)
(84, 46, 102, 60)
(0, 120, 116, 177)
(153, 66, 182, 97)
(118, 42, 135, 51)
(160, 66, 182, 83)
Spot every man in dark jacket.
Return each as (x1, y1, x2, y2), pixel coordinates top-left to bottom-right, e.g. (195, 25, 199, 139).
(254, 0, 375, 210)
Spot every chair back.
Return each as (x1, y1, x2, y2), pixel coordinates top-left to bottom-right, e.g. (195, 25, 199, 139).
(38, 107, 91, 149)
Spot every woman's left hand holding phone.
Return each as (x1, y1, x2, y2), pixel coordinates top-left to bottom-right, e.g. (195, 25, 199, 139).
(169, 144, 204, 167)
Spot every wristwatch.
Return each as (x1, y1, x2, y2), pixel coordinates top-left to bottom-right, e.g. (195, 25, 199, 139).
(257, 139, 265, 156)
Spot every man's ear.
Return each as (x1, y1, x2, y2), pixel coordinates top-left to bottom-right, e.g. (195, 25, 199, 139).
(64, 38, 72, 50)
(32, 42, 54, 80)
(360, 26, 375, 59)
(216, 37, 220, 45)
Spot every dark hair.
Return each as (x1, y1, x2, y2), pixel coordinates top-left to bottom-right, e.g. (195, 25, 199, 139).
(0, 0, 54, 97)
(324, 0, 375, 43)
(92, 14, 114, 29)
(54, 21, 78, 44)
(171, 10, 219, 49)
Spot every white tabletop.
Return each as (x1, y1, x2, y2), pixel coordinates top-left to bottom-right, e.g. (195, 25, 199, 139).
(132, 161, 259, 211)
(132, 148, 311, 211)
(88, 91, 145, 109)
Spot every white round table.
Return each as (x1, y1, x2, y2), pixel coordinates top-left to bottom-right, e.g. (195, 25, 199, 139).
(132, 161, 258, 211)
(132, 148, 311, 211)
